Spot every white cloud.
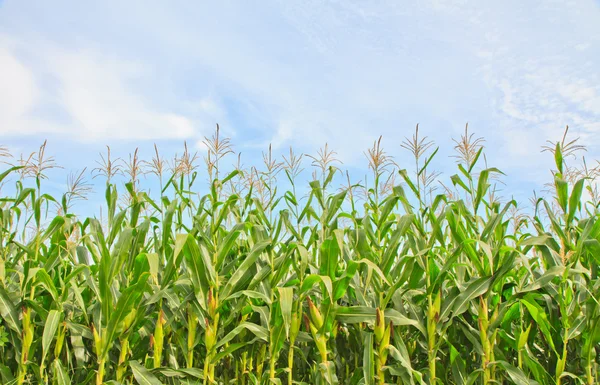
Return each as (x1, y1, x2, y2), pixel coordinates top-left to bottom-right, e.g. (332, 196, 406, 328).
(0, 43, 45, 135)
(1, 0, 599, 198)
(0, 46, 37, 118)
(49, 49, 197, 140)
(0, 38, 202, 141)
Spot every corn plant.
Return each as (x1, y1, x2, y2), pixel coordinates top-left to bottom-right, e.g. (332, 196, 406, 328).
(0, 126, 598, 385)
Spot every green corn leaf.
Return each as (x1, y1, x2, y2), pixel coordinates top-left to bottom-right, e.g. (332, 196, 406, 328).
(130, 360, 162, 385)
(182, 234, 211, 308)
(567, 178, 585, 224)
(220, 240, 270, 299)
(277, 287, 293, 338)
(554, 142, 564, 174)
(521, 294, 557, 354)
(0, 286, 19, 333)
(216, 223, 246, 268)
(52, 359, 71, 385)
(451, 276, 493, 318)
(363, 332, 374, 385)
(494, 360, 539, 385)
(215, 322, 268, 349)
(41, 310, 61, 364)
(102, 273, 149, 358)
(35, 269, 59, 302)
(554, 176, 568, 213)
(300, 274, 333, 301)
(474, 168, 489, 212)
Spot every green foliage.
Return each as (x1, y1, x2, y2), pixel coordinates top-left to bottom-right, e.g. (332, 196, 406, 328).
(0, 126, 598, 385)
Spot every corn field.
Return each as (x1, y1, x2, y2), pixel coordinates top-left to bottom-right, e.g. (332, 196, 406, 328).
(0, 126, 598, 385)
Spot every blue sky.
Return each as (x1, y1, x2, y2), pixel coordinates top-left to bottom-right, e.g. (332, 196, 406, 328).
(1, 1, 599, 211)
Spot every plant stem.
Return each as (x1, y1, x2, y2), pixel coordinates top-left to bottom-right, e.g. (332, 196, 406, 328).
(427, 294, 436, 385)
(187, 308, 196, 368)
(96, 358, 105, 385)
(479, 297, 492, 384)
(287, 342, 294, 385)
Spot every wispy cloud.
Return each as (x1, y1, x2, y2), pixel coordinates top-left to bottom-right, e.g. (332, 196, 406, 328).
(0, 0, 599, 199)
(0, 39, 213, 140)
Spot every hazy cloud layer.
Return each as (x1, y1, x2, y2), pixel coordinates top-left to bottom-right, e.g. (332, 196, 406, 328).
(1, 0, 599, 200)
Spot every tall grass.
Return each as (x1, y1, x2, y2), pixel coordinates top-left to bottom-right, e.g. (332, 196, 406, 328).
(0, 126, 598, 385)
